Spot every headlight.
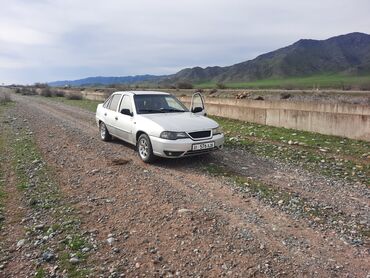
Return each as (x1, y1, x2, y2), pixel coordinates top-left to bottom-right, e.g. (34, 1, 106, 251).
(160, 131, 189, 140)
(212, 126, 223, 135)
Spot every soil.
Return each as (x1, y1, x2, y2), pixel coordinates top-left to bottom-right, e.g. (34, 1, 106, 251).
(0, 94, 369, 277)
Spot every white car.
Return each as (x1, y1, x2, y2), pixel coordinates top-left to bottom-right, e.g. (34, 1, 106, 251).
(95, 91, 224, 162)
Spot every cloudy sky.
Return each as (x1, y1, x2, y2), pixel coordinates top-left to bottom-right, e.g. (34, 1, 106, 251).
(0, 0, 369, 84)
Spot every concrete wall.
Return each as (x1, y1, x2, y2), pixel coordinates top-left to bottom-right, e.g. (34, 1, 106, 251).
(77, 89, 370, 141)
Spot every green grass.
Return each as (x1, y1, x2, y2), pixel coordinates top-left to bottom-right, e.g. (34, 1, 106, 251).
(195, 74, 370, 89)
(0, 104, 91, 277)
(48, 96, 101, 112)
(213, 116, 370, 185)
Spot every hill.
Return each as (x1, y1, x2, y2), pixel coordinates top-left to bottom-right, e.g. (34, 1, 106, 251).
(162, 32, 370, 84)
(48, 74, 163, 87)
(49, 32, 370, 87)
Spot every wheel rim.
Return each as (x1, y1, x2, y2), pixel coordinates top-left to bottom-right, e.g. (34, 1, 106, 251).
(139, 138, 149, 159)
(100, 124, 106, 139)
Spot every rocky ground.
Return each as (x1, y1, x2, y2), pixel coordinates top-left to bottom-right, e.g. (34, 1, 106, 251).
(0, 93, 369, 277)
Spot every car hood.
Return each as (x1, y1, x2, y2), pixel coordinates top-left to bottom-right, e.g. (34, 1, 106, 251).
(139, 112, 218, 132)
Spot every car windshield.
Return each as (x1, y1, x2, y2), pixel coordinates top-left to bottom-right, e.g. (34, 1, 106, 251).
(134, 94, 189, 114)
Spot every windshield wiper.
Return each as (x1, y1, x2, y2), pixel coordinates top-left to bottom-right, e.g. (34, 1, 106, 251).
(159, 108, 186, 113)
(138, 109, 165, 114)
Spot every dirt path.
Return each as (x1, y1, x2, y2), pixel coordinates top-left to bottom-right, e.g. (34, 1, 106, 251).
(2, 94, 369, 277)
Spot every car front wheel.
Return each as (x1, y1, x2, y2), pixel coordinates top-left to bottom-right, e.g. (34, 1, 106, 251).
(99, 122, 112, 141)
(137, 134, 155, 163)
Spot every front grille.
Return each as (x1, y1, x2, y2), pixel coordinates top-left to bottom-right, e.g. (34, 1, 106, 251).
(188, 130, 211, 139)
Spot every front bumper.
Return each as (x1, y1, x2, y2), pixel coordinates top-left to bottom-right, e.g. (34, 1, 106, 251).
(150, 134, 224, 158)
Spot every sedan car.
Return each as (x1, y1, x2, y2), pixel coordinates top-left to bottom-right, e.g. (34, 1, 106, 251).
(96, 91, 224, 162)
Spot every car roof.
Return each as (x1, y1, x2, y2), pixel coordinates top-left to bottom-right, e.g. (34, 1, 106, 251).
(112, 91, 170, 96)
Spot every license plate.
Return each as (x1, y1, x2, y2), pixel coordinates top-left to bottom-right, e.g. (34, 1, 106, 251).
(192, 141, 215, 151)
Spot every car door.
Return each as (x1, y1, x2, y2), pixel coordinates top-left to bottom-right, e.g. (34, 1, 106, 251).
(105, 93, 122, 136)
(114, 94, 134, 143)
(190, 92, 206, 116)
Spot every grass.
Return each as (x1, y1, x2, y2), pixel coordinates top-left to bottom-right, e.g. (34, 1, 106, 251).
(47, 96, 100, 112)
(195, 74, 370, 89)
(0, 103, 91, 277)
(212, 116, 370, 185)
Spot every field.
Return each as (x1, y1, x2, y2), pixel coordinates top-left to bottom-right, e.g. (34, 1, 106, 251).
(0, 89, 369, 277)
(195, 74, 370, 89)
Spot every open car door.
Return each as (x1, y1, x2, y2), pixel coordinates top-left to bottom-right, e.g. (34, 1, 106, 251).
(190, 92, 206, 116)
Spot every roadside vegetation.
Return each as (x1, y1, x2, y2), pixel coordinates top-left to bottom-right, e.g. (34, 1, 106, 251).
(0, 104, 91, 277)
(0, 93, 12, 105)
(195, 74, 370, 90)
(213, 116, 369, 185)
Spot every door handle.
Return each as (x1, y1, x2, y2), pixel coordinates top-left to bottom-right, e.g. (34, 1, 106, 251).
(115, 117, 118, 120)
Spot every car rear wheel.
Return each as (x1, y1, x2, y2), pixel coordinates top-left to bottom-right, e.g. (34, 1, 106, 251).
(137, 134, 155, 163)
(100, 122, 112, 141)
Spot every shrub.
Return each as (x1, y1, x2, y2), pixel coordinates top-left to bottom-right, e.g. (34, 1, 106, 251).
(216, 83, 226, 89)
(52, 90, 65, 97)
(66, 93, 82, 100)
(209, 88, 218, 94)
(0, 93, 11, 104)
(40, 88, 52, 97)
(20, 87, 37, 95)
(359, 82, 370, 91)
(177, 82, 193, 89)
(280, 92, 291, 99)
(194, 88, 204, 93)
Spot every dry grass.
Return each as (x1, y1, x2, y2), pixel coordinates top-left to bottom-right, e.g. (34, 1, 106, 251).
(0, 93, 11, 105)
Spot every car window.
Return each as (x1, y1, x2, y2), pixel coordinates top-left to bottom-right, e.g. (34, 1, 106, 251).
(134, 95, 188, 114)
(103, 96, 112, 108)
(119, 95, 132, 113)
(108, 94, 122, 111)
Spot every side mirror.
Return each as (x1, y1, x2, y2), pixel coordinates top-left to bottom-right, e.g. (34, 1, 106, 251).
(121, 109, 133, 116)
(192, 107, 203, 113)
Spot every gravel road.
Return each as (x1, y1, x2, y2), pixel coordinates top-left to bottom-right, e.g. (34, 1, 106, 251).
(1, 94, 369, 277)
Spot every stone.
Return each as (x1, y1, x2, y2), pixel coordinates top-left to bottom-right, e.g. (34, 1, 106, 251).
(42, 251, 55, 262)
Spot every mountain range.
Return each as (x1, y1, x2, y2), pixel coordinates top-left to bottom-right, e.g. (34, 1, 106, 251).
(48, 32, 370, 87)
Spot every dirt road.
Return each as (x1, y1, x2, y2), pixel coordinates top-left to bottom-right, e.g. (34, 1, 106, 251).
(1, 94, 369, 277)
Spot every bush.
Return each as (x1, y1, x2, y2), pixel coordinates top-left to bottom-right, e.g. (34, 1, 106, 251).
(280, 92, 291, 99)
(20, 87, 37, 96)
(0, 93, 11, 104)
(177, 82, 193, 89)
(40, 88, 52, 97)
(359, 82, 370, 91)
(216, 83, 226, 89)
(52, 90, 65, 97)
(66, 93, 82, 100)
(209, 88, 218, 94)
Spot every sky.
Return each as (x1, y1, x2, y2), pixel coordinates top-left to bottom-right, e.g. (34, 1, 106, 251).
(0, 0, 369, 84)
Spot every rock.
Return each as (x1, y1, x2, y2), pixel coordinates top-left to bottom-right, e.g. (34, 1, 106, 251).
(278, 200, 284, 205)
(107, 237, 115, 245)
(69, 257, 80, 264)
(135, 262, 140, 268)
(178, 209, 192, 214)
(82, 247, 90, 253)
(16, 239, 26, 249)
(42, 251, 55, 262)
(35, 224, 45, 230)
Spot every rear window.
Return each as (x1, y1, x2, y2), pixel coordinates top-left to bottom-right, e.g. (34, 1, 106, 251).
(108, 94, 122, 111)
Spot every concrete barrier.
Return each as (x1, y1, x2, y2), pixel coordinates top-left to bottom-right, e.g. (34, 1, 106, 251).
(71, 89, 370, 141)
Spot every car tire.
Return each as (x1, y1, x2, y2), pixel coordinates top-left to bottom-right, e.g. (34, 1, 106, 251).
(137, 134, 155, 163)
(99, 122, 112, 141)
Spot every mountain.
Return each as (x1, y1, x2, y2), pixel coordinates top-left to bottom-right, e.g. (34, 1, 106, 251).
(162, 32, 370, 84)
(49, 32, 370, 87)
(48, 74, 163, 87)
